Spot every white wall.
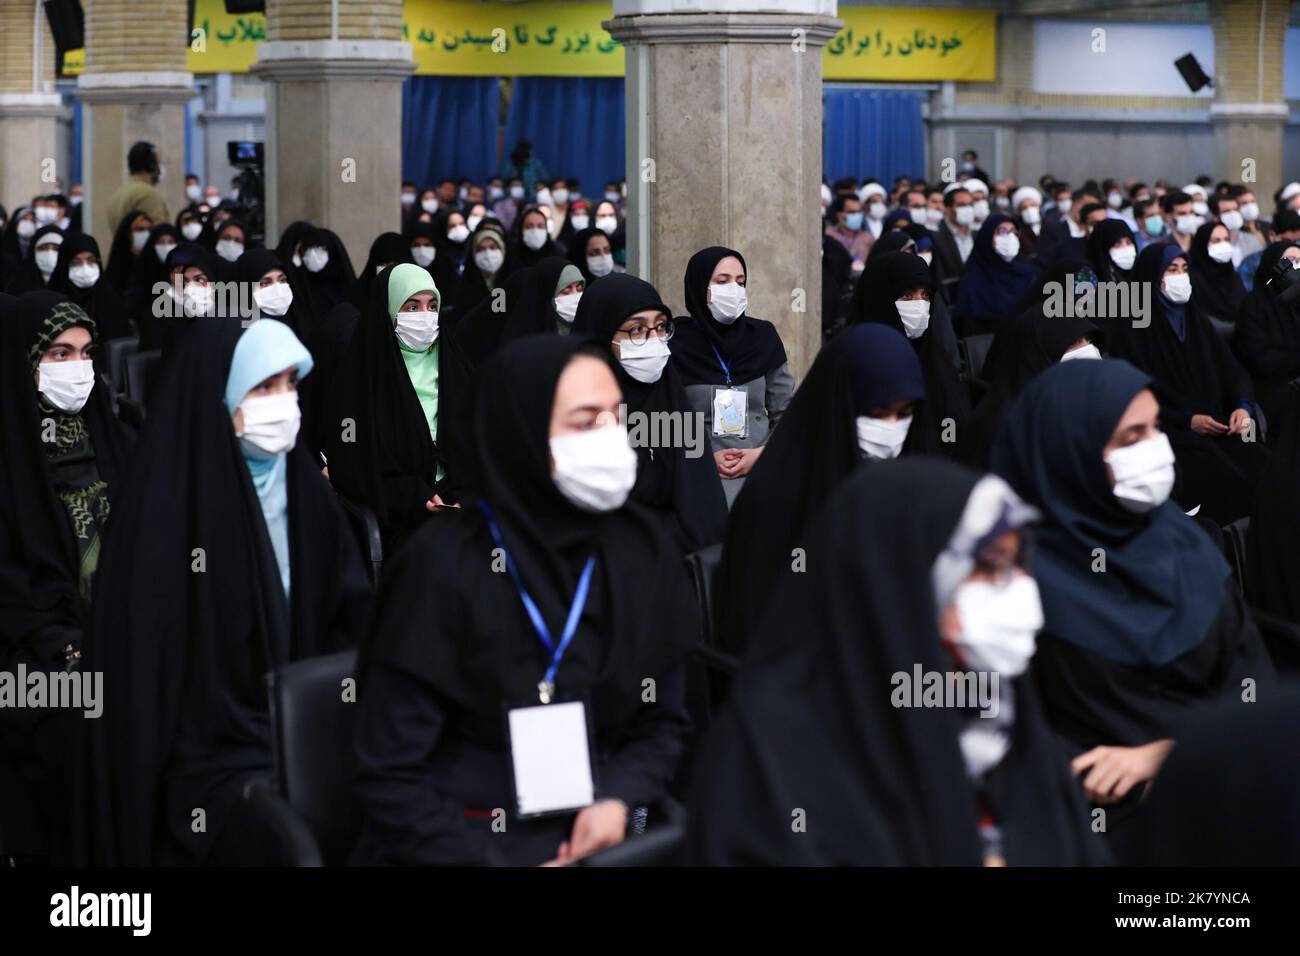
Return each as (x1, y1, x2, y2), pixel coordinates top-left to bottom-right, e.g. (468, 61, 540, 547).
(1032, 20, 1214, 97)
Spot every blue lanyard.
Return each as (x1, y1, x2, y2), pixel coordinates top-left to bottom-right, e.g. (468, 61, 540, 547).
(480, 502, 595, 703)
(710, 343, 733, 386)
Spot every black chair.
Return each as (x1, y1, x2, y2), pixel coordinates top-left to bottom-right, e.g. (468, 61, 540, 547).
(117, 349, 161, 429)
(680, 545, 740, 751)
(335, 494, 383, 584)
(959, 333, 996, 384)
(1250, 608, 1300, 674)
(241, 649, 361, 866)
(684, 544, 723, 646)
(100, 335, 139, 394)
(1221, 517, 1250, 595)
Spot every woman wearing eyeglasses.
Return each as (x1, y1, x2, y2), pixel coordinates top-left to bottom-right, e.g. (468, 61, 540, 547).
(572, 273, 727, 554)
(669, 247, 795, 507)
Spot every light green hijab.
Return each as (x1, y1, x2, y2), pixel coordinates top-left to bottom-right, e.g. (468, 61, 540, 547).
(386, 263, 443, 479)
(386, 262, 440, 318)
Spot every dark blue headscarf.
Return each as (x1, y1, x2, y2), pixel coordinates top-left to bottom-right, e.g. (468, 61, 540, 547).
(953, 213, 1039, 334)
(1154, 241, 1189, 341)
(990, 358, 1230, 666)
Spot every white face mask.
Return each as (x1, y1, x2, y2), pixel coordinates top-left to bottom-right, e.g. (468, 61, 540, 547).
(292, 251, 302, 269)
(421, 199, 438, 214)
(972, 199, 990, 220)
(918, 251, 933, 266)
(466, 216, 483, 233)
(401, 192, 416, 205)
(617, 334, 671, 383)
(950, 574, 1043, 678)
(34, 206, 58, 224)
(237, 391, 301, 459)
(509, 185, 525, 200)
(708, 282, 748, 324)
(1105, 432, 1176, 514)
(1109, 245, 1137, 271)
(16, 219, 36, 238)
(448, 224, 470, 244)
(570, 214, 590, 232)
(1020, 205, 1041, 226)
(184, 283, 215, 317)
(1207, 240, 1233, 264)
(38, 358, 95, 414)
(1162, 272, 1192, 304)
(253, 282, 294, 317)
(993, 233, 1020, 261)
(475, 247, 504, 275)
(1192, 200, 1210, 217)
(155, 242, 176, 262)
(1057, 198, 1073, 215)
(1175, 214, 1200, 236)
(132, 229, 150, 252)
(489, 186, 504, 201)
(69, 263, 100, 289)
(35, 249, 60, 275)
(411, 245, 435, 268)
(867, 202, 886, 221)
(895, 298, 930, 338)
(181, 222, 203, 241)
(550, 424, 638, 513)
(1107, 191, 1123, 209)
(216, 238, 244, 262)
(394, 309, 440, 351)
(186, 184, 202, 201)
(536, 189, 554, 207)
(69, 196, 83, 206)
(523, 227, 549, 251)
(1220, 210, 1244, 232)
(552, 188, 569, 205)
(1060, 342, 1102, 362)
(586, 253, 614, 277)
(553, 291, 582, 324)
(908, 207, 928, 225)
(926, 208, 943, 226)
(954, 206, 975, 226)
(856, 414, 912, 459)
(595, 216, 618, 235)
(1240, 202, 1260, 222)
(303, 247, 329, 273)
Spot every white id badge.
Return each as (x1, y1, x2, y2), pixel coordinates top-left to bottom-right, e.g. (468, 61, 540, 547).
(711, 385, 749, 439)
(506, 700, 595, 818)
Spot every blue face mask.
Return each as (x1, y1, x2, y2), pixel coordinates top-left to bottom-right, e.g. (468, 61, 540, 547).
(1144, 215, 1165, 236)
(845, 211, 865, 231)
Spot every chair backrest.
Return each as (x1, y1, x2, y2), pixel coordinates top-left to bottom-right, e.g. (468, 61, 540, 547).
(683, 543, 723, 646)
(123, 349, 161, 404)
(1223, 517, 1250, 594)
(102, 335, 139, 393)
(335, 493, 383, 584)
(959, 333, 996, 383)
(265, 649, 361, 866)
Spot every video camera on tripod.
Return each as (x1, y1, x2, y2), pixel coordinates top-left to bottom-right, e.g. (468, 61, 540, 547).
(227, 140, 266, 244)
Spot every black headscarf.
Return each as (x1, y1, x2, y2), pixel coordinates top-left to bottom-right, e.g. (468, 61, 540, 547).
(84, 317, 369, 865)
(352, 232, 412, 310)
(126, 223, 181, 328)
(363, 335, 698, 721)
(323, 265, 472, 548)
(963, 304, 1100, 469)
(1085, 219, 1137, 283)
(1186, 220, 1246, 322)
(234, 248, 309, 339)
(449, 219, 512, 320)
(572, 272, 728, 552)
(1230, 241, 1300, 427)
(46, 233, 132, 342)
(452, 256, 580, 366)
(953, 213, 1038, 334)
(4, 224, 63, 294)
(411, 220, 461, 314)
(0, 291, 131, 665)
(669, 246, 787, 388)
(688, 458, 1094, 865)
(565, 226, 607, 286)
(0, 206, 33, 288)
(508, 203, 562, 267)
(273, 220, 313, 267)
(851, 250, 970, 449)
(991, 358, 1230, 666)
(103, 210, 149, 296)
(297, 226, 357, 314)
(139, 242, 225, 356)
(717, 323, 926, 656)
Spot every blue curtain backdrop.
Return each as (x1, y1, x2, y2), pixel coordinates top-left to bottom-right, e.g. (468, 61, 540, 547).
(823, 87, 926, 185)
(402, 75, 500, 187)
(502, 77, 624, 195)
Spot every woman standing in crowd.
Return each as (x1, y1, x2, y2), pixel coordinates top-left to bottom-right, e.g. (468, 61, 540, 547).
(670, 247, 795, 506)
(324, 263, 471, 554)
(689, 459, 1097, 866)
(47, 234, 132, 342)
(853, 251, 969, 454)
(103, 210, 153, 296)
(1113, 242, 1265, 524)
(85, 317, 370, 865)
(0, 292, 132, 865)
(573, 271, 728, 553)
(716, 324, 928, 656)
(953, 214, 1038, 336)
(1231, 240, 1300, 431)
(991, 358, 1272, 865)
(352, 336, 697, 866)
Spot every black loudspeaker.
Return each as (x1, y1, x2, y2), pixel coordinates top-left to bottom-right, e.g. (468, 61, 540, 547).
(42, 0, 83, 74)
(1174, 53, 1213, 93)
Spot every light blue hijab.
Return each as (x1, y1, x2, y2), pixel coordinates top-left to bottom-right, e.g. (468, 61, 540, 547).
(225, 319, 314, 595)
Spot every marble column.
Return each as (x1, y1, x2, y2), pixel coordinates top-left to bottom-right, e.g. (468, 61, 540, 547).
(0, 0, 65, 208)
(1208, 0, 1289, 190)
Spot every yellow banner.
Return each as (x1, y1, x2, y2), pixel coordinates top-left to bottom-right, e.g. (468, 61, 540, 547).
(823, 8, 996, 82)
(62, 0, 620, 77)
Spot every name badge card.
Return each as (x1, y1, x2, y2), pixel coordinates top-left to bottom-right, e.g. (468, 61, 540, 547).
(711, 385, 749, 439)
(507, 699, 595, 818)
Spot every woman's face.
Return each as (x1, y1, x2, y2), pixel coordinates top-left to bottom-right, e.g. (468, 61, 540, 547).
(994, 221, 1017, 238)
(611, 308, 671, 361)
(397, 292, 437, 316)
(445, 213, 466, 232)
(1102, 388, 1160, 487)
(131, 214, 152, 233)
(1161, 257, 1188, 292)
(523, 210, 548, 232)
(183, 265, 210, 287)
(34, 325, 93, 388)
(558, 279, 584, 297)
(1111, 237, 1135, 252)
(258, 268, 288, 288)
(1283, 246, 1300, 266)
(937, 528, 1026, 644)
(706, 255, 746, 303)
(1208, 224, 1229, 245)
(220, 225, 246, 245)
(231, 366, 298, 432)
(477, 236, 500, 253)
(585, 235, 612, 258)
(71, 250, 98, 269)
(897, 284, 931, 302)
(595, 201, 618, 220)
(864, 398, 915, 423)
(547, 355, 622, 474)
